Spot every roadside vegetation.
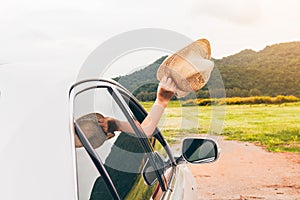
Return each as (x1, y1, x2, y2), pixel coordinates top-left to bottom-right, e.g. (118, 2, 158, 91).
(141, 100, 300, 153)
(220, 102, 300, 153)
(182, 95, 300, 106)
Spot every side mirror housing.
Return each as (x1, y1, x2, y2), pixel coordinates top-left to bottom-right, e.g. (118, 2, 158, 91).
(181, 138, 220, 164)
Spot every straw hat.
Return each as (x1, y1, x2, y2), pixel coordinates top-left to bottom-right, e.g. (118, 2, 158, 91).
(157, 39, 213, 97)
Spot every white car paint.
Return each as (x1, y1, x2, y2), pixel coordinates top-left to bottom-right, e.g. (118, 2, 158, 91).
(0, 64, 78, 200)
(169, 165, 198, 200)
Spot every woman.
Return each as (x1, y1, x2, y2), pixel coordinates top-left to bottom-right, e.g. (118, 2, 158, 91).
(74, 76, 177, 148)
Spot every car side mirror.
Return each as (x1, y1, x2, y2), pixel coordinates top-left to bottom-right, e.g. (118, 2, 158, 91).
(182, 138, 220, 164)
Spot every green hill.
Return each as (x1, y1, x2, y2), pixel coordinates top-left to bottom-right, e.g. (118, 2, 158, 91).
(115, 41, 300, 100)
(115, 56, 166, 100)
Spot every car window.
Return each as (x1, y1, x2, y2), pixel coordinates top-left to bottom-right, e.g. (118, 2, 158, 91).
(118, 90, 174, 180)
(73, 86, 158, 200)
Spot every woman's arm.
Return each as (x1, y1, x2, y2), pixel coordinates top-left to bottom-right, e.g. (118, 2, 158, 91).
(98, 76, 176, 137)
(140, 76, 176, 137)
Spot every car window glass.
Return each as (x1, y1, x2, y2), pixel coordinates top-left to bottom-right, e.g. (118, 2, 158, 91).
(119, 91, 172, 175)
(73, 87, 158, 200)
(75, 145, 113, 200)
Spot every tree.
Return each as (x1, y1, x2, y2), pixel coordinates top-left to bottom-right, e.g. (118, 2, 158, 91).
(249, 88, 262, 96)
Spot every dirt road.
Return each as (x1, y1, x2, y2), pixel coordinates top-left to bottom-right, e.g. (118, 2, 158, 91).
(188, 138, 300, 200)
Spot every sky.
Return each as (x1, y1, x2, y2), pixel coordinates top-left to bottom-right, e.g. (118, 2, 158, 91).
(0, 0, 300, 77)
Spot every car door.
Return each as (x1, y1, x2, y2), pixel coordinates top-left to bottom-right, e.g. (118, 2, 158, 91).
(69, 79, 172, 200)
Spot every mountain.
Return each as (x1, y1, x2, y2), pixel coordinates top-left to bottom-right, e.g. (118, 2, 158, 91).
(115, 41, 300, 100)
(115, 56, 166, 100)
(215, 41, 300, 97)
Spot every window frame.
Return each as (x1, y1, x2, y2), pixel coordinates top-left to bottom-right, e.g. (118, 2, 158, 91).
(69, 79, 169, 200)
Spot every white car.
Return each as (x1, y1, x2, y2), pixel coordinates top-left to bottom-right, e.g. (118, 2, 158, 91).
(70, 78, 220, 200)
(0, 65, 219, 200)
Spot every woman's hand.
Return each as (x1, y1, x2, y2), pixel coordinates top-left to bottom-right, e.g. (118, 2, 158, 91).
(156, 76, 176, 108)
(98, 117, 120, 134)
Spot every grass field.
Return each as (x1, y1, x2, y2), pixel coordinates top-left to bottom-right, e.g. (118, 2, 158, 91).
(141, 101, 300, 153)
